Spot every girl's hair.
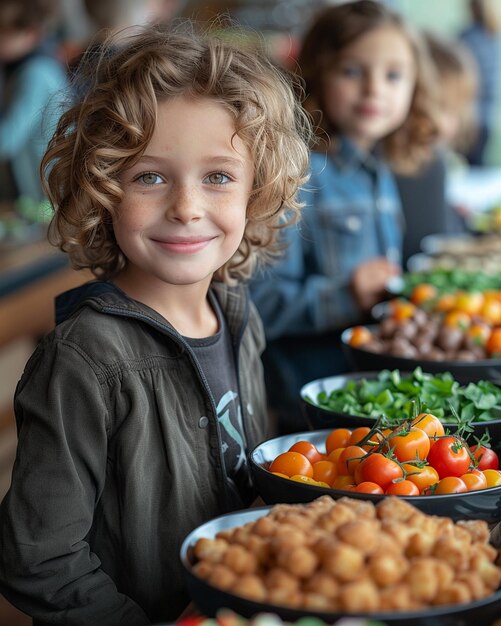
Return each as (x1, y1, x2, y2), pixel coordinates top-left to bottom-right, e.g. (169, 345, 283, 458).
(424, 32, 478, 152)
(42, 21, 312, 283)
(297, 0, 439, 174)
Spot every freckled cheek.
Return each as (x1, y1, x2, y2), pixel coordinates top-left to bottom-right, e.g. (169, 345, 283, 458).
(114, 202, 153, 233)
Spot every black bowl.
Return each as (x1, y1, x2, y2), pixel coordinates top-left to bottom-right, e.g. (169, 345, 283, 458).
(249, 430, 501, 523)
(341, 326, 501, 387)
(181, 506, 501, 625)
(300, 371, 501, 442)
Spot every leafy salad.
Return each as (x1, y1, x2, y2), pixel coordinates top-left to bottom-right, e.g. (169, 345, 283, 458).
(400, 268, 501, 297)
(310, 367, 501, 426)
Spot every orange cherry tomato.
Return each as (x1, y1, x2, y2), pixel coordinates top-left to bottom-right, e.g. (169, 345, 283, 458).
(401, 463, 439, 492)
(460, 470, 488, 491)
(482, 469, 501, 488)
(348, 426, 374, 449)
(353, 461, 365, 485)
(332, 475, 356, 490)
(391, 299, 416, 322)
(348, 326, 373, 347)
(327, 447, 345, 465)
(312, 460, 338, 486)
(325, 428, 352, 454)
(269, 451, 313, 478)
(410, 413, 445, 443)
(444, 310, 471, 330)
(389, 427, 430, 463)
(353, 481, 384, 494)
(480, 299, 501, 325)
(289, 440, 324, 465)
(435, 293, 456, 312)
(454, 291, 484, 316)
(271, 472, 289, 479)
(357, 453, 403, 491)
(374, 428, 393, 443)
(290, 475, 329, 487)
(337, 445, 366, 475)
(465, 323, 492, 347)
(410, 283, 437, 306)
(385, 479, 420, 496)
(486, 328, 501, 357)
(434, 476, 468, 494)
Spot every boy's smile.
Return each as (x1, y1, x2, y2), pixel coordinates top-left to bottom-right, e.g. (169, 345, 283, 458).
(113, 95, 253, 310)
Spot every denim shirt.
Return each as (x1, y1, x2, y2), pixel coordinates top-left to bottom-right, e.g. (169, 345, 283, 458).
(250, 136, 404, 340)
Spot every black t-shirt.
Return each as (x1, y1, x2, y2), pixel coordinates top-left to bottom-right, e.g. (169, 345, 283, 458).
(184, 294, 252, 505)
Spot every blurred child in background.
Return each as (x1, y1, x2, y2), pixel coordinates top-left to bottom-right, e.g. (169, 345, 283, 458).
(397, 31, 478, 263)
(250, 0, 438, 434)
(0, 21, 311, 625)
(459, 0, 501, 166)
(68, 0, 183, 97)
(0, 0, 70, 205)
(425, 32, 478, 172)
(82, 0, 182, 36)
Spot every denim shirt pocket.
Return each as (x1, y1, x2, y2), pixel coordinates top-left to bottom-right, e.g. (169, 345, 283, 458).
(315, 202, 378, 279)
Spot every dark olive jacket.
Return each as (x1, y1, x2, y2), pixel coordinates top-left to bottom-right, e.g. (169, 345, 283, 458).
(0, 281, 268, 625)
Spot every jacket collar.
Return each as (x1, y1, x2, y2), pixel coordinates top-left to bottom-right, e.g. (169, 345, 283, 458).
(329, 135, 381, 174)
(55, 279, 248, 342)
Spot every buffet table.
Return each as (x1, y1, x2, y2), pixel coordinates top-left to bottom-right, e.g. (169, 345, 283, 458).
(0, 237, 92, 348)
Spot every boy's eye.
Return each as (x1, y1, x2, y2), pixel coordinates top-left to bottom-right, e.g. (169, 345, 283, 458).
(204, 172, 231, 185)
(136, 172, 163, 185)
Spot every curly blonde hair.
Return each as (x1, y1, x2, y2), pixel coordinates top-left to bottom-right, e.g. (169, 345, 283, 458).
(298, 0, 440, 174)
(42, 21, 312, 283)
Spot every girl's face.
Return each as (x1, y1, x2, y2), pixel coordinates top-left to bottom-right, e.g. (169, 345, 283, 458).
(114, 95, 253, 296)
(322, 25, 416, 151)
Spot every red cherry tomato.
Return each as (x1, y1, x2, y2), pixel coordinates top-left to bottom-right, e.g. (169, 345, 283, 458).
(426, 436, 470, 479)
(470, 445, 499, 471)
(357, 453, 403, 491)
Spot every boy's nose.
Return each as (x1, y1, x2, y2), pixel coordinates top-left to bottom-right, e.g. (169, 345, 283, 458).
(166, 185, 203, 223)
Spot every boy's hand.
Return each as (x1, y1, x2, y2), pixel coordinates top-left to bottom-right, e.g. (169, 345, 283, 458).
(350, 257, 400, 313)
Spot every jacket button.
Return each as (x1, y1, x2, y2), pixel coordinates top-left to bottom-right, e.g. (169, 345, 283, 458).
(198, 416, 209, 428)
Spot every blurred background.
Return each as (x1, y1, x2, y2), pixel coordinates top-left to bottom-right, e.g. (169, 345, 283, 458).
(53, 0, 501, 166)
(0, 0, 500, 623)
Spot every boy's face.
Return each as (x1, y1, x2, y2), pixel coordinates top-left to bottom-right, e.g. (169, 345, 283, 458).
(114, 95, 253, 294)
(322, 25, 416, 151)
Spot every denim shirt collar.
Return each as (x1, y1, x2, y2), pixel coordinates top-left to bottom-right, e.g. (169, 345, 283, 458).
(329, 135, 381, 175)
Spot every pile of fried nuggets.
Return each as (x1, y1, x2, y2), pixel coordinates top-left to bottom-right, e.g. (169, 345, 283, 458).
(192, 495, 501, 613)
